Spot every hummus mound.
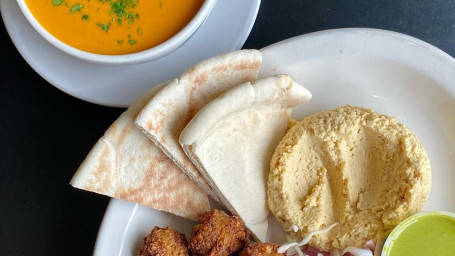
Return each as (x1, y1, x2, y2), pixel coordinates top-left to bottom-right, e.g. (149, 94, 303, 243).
(267, 105, 431, 251)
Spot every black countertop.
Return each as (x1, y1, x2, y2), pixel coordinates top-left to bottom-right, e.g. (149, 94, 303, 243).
(1, 0, 454, 255)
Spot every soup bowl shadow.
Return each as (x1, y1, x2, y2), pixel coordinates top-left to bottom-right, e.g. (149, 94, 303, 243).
(16, 0, 218, 65)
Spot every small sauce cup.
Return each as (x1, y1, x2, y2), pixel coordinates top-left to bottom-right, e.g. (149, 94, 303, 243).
(381, 211, 455, 256)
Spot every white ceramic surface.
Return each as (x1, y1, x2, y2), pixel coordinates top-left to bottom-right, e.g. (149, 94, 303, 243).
(94, 28, 455, 255)
(1, 0, 261, 107)
(15, 0, 218, 64)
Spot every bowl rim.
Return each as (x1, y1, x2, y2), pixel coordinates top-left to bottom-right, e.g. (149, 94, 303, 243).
(381, 210, 455, 256)
(16, 0, 217, 64)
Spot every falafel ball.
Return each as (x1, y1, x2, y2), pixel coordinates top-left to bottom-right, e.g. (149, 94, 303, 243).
(137, 226, 189, 256)
(239, 243, 285, 256)
(189, 209, 250, 256)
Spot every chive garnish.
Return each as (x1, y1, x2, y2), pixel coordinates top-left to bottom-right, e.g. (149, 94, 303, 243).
(137, 27, 141, 35)
(52, 0, 64, 6)
(117, 40, 124, 44)
(69, 4, 84, 14)
(82, 14, 89, 21)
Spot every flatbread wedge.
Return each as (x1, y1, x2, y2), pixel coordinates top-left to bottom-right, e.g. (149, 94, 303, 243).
(179, 75, 312, 241)
(70, 81, 209, 221)
(135, 50, 262, 200)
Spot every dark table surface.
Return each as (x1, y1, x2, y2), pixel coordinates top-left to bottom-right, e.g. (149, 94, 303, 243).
(1, 0, 455, 255)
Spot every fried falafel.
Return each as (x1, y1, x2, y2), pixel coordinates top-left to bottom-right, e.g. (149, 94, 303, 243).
(189, 209, 250, 256)
(137, 226, 189, 256)
(239, 243, 285, 256)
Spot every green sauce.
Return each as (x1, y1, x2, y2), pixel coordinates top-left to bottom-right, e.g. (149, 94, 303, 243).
(386, 214, 455, 256)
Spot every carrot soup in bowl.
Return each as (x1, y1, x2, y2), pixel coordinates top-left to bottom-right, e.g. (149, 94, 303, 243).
(17, 0, 217, 64)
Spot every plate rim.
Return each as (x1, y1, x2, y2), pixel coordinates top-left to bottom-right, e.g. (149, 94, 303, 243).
(262, 28, 455, 64)
(259, 28, 455, 95)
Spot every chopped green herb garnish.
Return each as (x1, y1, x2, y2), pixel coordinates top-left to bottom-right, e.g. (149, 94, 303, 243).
(159, 1, 162, 8)
(127, 33, 137, 44)
(126, 12, 135, 24)
(52, 0, 64, 6)
(96, 23, 109, 32)
(107, 0, 138, 26)
(69, 4, 84, 14)
(117, 40, 124, 44)
(81, 14, 89, 21)
(110, 2, 126, 18)
(137, 27, 141, 35)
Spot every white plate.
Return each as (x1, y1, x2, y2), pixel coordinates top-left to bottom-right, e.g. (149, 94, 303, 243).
(0, 0, 260, 107)
(95, 28, 455, 255)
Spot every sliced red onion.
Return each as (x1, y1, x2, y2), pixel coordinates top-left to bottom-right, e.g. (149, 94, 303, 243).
(304, 246, 331, 256)
(330, 249, 342, 256)
(342, 247, 373, 256)
(365, 240, 375, 251)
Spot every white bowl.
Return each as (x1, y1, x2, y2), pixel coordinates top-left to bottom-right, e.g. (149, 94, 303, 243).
(16, 0, 217, 65)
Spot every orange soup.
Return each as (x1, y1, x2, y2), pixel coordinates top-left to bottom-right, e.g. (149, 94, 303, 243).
(25, 0, 204, 55)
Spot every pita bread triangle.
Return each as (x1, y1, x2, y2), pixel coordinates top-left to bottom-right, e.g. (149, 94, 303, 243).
(70, 81, 209, 221)
(135, 50, 262, 201)
(179, 75, 312, 240)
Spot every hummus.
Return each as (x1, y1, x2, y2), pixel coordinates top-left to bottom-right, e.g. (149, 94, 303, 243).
(267, 105, 431, 251)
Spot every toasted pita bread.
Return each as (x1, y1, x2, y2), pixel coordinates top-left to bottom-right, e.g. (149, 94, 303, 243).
(135, 50, 262, 200)
(70, 81, 209, 221)
(179, 75, 312, 240)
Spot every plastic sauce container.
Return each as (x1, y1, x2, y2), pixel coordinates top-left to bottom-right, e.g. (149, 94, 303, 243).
(382, 211, 455, 256)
